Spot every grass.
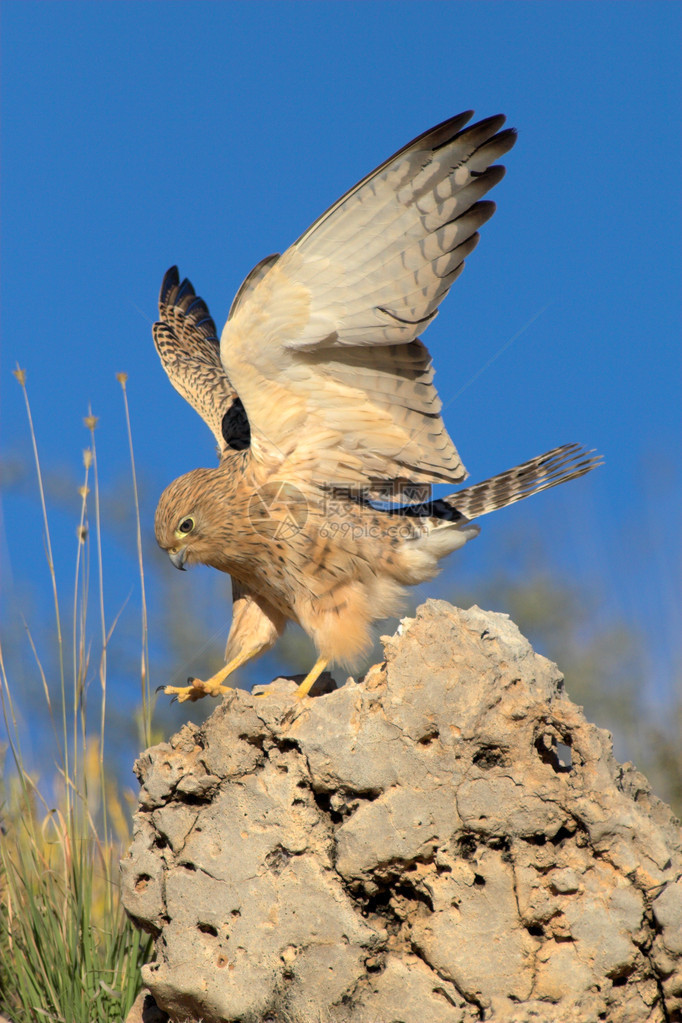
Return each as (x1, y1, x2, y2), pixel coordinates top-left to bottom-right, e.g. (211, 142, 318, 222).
(0, 370, 152, 1023)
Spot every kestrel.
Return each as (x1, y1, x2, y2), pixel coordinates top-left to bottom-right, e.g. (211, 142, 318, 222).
(154, 111, 600, 703)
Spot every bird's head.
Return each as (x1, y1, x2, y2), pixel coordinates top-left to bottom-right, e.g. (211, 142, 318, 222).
(154, 468, 220, 571)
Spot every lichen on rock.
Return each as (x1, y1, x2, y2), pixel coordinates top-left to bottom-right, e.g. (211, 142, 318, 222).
(121, 601, 682, 1023)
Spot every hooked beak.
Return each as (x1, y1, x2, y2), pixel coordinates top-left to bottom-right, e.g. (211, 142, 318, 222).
(169, 547, 188, 571)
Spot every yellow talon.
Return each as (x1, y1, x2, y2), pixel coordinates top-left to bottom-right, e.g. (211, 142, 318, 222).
(163, 677, 233, 704)
(295, 656, 329, 701)
(162, 646, 262, 704)
(162, 653, 330, 705)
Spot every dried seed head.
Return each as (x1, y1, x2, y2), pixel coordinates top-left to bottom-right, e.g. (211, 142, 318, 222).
(84, 415, 99, 431)
(13, 367, 26, 385)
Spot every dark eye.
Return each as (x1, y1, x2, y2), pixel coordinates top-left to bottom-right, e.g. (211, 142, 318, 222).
(178, 516, 194, 534)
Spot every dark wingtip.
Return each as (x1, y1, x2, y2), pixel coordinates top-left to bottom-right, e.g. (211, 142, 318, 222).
(159, 265, 180, 308)
(497, 126, 518, 151)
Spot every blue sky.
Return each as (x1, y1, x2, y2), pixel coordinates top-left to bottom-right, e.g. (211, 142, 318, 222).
(1, 3, 680, 753)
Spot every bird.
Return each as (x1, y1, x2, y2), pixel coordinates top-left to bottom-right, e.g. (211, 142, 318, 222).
(153, 111, 601, 704)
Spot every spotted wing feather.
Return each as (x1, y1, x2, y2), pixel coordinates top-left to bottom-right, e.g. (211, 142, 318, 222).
(153, 266, 250, 456)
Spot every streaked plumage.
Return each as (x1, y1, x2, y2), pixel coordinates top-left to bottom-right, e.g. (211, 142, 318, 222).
(154, 112, 601, 703)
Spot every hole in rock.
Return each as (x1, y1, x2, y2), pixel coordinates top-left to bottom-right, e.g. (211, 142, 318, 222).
(134, 874, 151, 892)
(240, 731, 265, 751)
(534, 732, 572, 774)
(364, 955, 384, 973)
(273, 737, 300, 754)
(550, 824, 576, 846)
(181, 792, 211, 806)
(609, 963, 635, 987)
(455, 834, 478, 860)
(358, 886, 399, 926)
(473, 745, 509, 769)
(524, 833, 547, 846)
(198, 923, 218, 937)
(313, 790, 332, 813)
(556, 742, 573, 769)
(265, 845, 298, 874)
(311, 788, 352, 823)
(393, 879, 434, 912)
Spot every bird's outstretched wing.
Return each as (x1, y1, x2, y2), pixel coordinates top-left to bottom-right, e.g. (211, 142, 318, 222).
(153, 266, 250, 456)
(221, 112, 517, 490)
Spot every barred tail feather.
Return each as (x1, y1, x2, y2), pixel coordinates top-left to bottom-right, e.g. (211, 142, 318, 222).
(445, 443, 602, 520)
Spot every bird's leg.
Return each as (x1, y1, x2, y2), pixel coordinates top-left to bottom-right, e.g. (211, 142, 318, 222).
(162, 645, 259, 703)
(162, 586, 287, 705)
(295, 656, 329, 701)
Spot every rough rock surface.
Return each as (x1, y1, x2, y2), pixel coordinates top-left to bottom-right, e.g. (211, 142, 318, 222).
(121, 602, 682, 1023)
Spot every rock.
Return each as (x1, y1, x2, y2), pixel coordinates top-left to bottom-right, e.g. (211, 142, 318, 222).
(121, 601, 682, 1022)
